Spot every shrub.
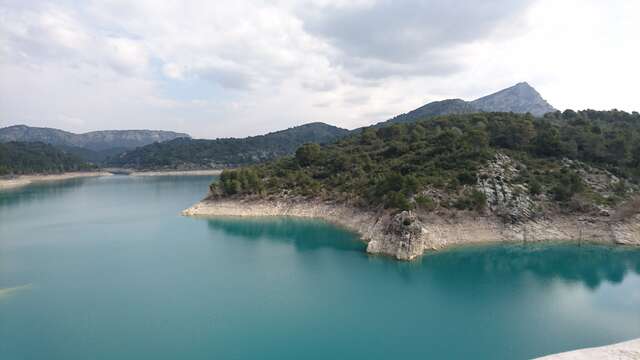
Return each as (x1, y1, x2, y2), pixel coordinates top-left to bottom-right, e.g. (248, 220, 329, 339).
(295, 143, 322, 166)
(551, 170, 584, 202)
(415, 195, 437, 211)
(217, 168, 264, 196)
(454, 189, 487, 212)
(386, 192, 413, 211)
(457, 171, 477, 185)
(529, 180, 542, 196)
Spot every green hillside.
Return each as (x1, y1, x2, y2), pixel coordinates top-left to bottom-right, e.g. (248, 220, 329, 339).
(211, 110, 640, 217)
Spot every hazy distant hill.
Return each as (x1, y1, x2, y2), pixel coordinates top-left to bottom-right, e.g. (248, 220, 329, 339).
(0, 125, 190, 151)
(108, 122, 350, 170)
(373, 82, 557, 128)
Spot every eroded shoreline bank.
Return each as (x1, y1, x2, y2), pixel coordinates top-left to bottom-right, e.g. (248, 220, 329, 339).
(183, 198, 640, 260)
(0, 172, 113, 191)
(535, 338, 640, 359)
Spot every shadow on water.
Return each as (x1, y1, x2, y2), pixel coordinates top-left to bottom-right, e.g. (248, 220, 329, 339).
(416, 243, 640, 289)
(206, 217, 366, 253)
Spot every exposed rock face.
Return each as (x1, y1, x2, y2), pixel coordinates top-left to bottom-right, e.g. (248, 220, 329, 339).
(562, 158, 635, 195)
(368, 211, 425, 260)
(471, 82, 557, 117)
(477, 153, 536, 222)
(611, 214, 640, 245)
(182, 197, 640, 261)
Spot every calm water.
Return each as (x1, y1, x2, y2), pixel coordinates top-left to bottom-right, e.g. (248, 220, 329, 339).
(0, 176, 639, 359)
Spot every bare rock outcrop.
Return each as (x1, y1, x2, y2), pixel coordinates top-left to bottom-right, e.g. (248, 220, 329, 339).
(477, 153, 536, 222)
(367, 211, 425, 260)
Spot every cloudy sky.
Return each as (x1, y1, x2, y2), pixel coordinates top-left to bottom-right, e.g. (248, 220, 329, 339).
(1, 0, 638, 138)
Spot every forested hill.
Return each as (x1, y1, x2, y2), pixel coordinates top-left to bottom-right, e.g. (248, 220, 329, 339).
(0, 142, 96, 175)
(213, 110, 640, 219)
(108, 122, 349, 170)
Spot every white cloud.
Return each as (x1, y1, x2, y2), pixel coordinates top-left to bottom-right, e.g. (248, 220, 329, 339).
(0, 0, 638, 138)
(103, 37, 149, 75)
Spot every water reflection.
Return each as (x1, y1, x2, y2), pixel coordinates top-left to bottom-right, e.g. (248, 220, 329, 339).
(422, 243, 640, 289)
(208, 217, 640, 289)
(206, 217, 365, 253)
(7, 174, 635, 295)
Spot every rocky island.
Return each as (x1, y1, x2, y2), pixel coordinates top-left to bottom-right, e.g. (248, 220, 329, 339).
(184, 110, 640, 260)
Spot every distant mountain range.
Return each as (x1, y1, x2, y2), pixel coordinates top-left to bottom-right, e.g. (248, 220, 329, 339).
(0, 82, 557, 170)
(0, 125, 190, 151)
(374, 82, 556, 128)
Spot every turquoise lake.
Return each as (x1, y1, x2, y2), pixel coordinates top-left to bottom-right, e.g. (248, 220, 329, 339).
(0, 175, 639, 359)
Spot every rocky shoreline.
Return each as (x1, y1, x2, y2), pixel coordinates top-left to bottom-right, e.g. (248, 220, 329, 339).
(182, 197, 640, 260)
(0, 171, 112, 191)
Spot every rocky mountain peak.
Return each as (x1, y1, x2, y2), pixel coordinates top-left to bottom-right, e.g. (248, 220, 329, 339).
(471, 82, 557, 117)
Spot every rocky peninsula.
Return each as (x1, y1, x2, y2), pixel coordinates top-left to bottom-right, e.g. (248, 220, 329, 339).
(185, 111, 640, 260)
(183, 196, 640, 260)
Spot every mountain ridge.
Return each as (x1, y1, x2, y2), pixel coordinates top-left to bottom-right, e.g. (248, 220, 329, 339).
(0, 125, 190, 151)
(108, 122, 349, 169)
(371, 82, 557, 128)
(1, 82, 555, 169)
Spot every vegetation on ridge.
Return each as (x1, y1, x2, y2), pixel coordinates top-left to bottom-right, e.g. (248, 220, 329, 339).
(211, 110, 640, 214)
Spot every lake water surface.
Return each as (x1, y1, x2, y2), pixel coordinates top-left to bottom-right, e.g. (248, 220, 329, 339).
(1, 175, 639, 359)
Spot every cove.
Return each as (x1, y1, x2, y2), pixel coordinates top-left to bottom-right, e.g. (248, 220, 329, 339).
(0, 175, 639, 359)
